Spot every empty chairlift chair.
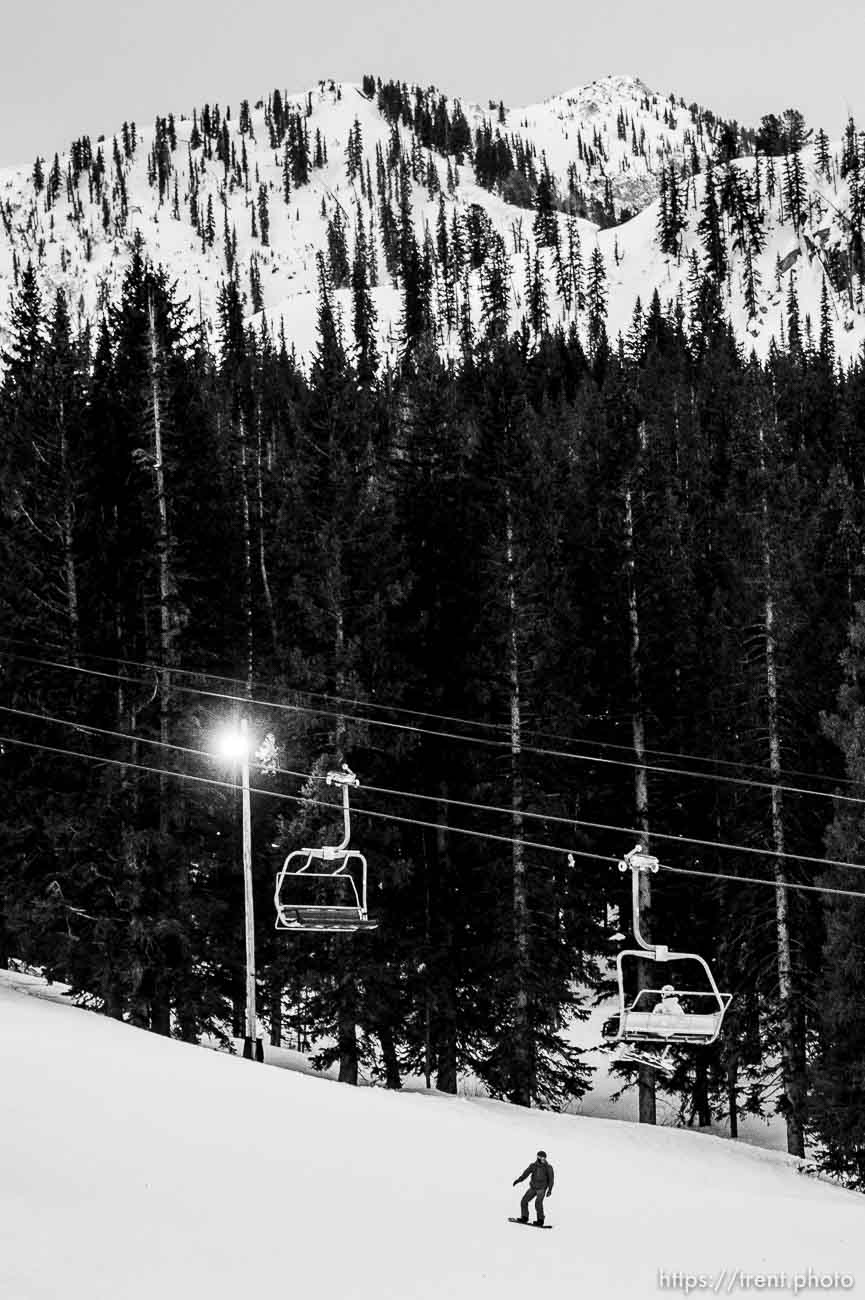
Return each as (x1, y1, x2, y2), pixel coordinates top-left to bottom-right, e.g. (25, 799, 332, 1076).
(274, 766, 377, 933)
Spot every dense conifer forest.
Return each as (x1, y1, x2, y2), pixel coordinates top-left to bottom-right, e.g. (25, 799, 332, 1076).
(4, 97, 865, 1188)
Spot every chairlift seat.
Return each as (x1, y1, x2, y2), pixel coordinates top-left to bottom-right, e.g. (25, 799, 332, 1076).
(276, 905, 378, 933)
(613, 948, 732, 1047)
(621, 1010, 722, 1040)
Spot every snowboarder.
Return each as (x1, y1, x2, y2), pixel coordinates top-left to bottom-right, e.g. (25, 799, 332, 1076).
(512, 1150, 554, 1224)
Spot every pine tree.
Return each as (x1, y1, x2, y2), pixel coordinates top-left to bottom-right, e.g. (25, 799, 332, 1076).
(813, 603, 865, 1186)
(841, 117, 858, 178)
(346, 117, 363, 183)
(480, 232, 511, 340)
(400, 230, 435, 356)
(532, 169, 559, 249)
(465, 342, 599, 1106)
(786, 272, 802, 356)
(311, 252, 346, 384)
(458, 263, 474, 372)
(782, 151, 806, 232)
(326, 207, 351, 288)
(282, 144, 292, 205)
(697, 162, 727, 281)
(586, 245, 608, 358)
(249, 254, 263, 312)
(742, 247, 761, 321)
(565, 215, 584, 312)
(1, 260, 45, 384)
(257, 184, 270, 246)
(352, 209, 379, 384)
(819, 278, 835, 365)
(223, 213, 235, 276)
(204, 194, 216, 247)
(815, 129, 832, 181)
(656, 165, 671, 253)
(526, 249, 548, 335)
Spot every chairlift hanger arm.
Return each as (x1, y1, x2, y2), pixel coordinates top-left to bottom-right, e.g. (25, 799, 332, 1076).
(618, 843, 658, 952)
(325, 765, 359, 852)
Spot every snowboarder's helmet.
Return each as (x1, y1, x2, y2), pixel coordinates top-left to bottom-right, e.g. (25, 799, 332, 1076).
(537, 1150, 547, 1158)
(661, 984, 675, 995)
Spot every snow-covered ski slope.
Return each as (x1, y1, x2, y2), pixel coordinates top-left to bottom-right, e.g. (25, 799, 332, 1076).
(2, 971, 862, 1300)
(2, 73, 864, 370)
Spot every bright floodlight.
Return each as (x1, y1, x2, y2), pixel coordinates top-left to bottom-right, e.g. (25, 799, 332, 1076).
(213, 724, 251, 763)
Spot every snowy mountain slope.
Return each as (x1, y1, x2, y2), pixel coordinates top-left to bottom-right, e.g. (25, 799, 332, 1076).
(598, 145, 863, 356)
(2, 969, 862, 1300)
(506, 74, 695, 217)
(1, 73, 864, 369)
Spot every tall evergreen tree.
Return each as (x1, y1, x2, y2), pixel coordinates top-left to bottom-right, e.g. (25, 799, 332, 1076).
(813, 603, 865, 1185)
(586, 245, 608, 359)
(697, 162, 727, 281)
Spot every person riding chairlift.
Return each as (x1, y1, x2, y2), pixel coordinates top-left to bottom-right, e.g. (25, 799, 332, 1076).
(652, 983, 684, 1016)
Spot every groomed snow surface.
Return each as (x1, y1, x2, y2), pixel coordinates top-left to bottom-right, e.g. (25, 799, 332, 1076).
(2, 969, 862, 1300)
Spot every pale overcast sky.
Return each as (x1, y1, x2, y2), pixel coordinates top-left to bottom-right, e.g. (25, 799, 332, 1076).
(1, 0, 863, 167)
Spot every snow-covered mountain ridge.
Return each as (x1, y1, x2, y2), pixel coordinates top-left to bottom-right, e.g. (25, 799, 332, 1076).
(1, 71, 863, 366)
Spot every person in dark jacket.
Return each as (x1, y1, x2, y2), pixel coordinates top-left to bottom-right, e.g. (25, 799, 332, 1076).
(512, 1150, 554, 1224)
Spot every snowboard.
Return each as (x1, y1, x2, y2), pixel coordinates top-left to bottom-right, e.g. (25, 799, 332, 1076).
(508, 1217, 553, 1229)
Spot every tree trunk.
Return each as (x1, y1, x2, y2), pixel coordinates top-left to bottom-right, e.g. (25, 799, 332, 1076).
(176, 998, 198, 1043)
(0, 909, 10, 969)
(692, 1054, 711, 1127)
(148, 295, 174, 765)
(254, 411, 279, 659)
(102, 976, 124, 1021)
(57, 403, 80, 661)
(150, 979, 171, 1037)
(379, 1024, 402, 1090)
(759, 423, 805, 1158)
(122, 822, 150, 1030)
(435, 788, 458, 1095)
(506, 491, 532, 1107)
(726, 1051, 739, 1139)
(422, 839, 432, 1089)
(436, 990, 458, 1094)
(231, 973, 244, 1039)
(147, 295, 191, 1040)
(337, 970, 359, 1085)
(625, 481, 656, 1126)
(237, 413, 254, 694)
(269, 973, 283, 1048)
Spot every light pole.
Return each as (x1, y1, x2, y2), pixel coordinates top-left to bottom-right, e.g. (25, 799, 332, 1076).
(215, 716, 262, 1062)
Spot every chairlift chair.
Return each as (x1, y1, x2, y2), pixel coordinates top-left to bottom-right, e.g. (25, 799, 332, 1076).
(274, 766, 377, 934)
(603, 845, 732, 1074)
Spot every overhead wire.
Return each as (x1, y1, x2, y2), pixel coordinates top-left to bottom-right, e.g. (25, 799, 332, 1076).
(4, 647, 865, 808)
(662, 862, 865, 901)
(2, 724, 865, 902)
(2, 699, 864, 877)
(0, 731, 606, 867)
(0, 634, 854, 790)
